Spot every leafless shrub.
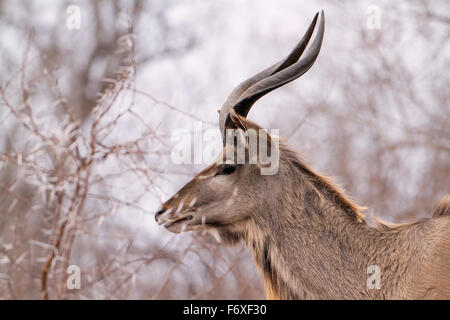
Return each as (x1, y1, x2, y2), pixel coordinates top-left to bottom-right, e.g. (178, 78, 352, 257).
(0, 20, 262, 299)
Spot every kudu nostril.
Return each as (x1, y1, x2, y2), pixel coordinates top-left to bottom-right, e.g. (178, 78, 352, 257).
(155, 208, 166, 222)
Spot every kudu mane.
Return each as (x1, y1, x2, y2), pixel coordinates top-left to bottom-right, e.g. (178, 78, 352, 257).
(282, 146, 366, 223)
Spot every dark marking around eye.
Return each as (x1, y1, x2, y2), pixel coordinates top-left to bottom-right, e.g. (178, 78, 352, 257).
(216, 165, 236, 176)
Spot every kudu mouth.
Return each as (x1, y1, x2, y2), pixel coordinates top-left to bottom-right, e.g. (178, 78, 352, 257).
(163, 214, 194, 229)
(156, 208, 197, 233)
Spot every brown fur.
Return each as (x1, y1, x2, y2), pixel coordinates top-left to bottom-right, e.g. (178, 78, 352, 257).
(239, 146, 450, 299)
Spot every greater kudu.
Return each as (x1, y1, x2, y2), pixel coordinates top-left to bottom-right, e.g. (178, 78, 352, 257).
(155, 11, 450, 299)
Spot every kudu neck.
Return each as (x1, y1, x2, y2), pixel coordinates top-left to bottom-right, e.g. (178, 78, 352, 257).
(246, 149, 395, 299)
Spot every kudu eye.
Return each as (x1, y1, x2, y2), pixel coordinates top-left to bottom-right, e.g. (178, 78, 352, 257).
(216, 165, 236, 176)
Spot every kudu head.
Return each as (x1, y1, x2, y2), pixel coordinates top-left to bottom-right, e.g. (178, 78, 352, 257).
(155, 11, 325, 243)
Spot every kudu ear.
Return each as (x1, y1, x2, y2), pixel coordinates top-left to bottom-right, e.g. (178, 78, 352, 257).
(228, 108, 262, 132)
(228, 109, 279, 175)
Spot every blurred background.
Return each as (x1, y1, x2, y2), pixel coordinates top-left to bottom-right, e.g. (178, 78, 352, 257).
(0, 0, 448, 299)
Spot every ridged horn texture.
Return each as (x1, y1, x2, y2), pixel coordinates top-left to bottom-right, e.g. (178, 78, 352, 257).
(219, 10, 325, 144)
